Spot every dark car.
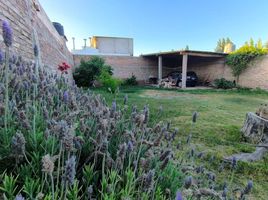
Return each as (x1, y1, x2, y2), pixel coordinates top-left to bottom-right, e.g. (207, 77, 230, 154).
(166, 71, 198, 87)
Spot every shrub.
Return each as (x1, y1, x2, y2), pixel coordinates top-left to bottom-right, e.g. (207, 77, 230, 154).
(99, 70, 122, 93)
(123, 74, 138, 86)
(73, 56, 113, 87)
(213, 78, 236, 89)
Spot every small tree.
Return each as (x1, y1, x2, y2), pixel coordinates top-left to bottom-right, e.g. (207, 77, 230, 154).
(215, 37, 235, 53)
(215, 38, 226, 53)
(73, 56, 113, 87)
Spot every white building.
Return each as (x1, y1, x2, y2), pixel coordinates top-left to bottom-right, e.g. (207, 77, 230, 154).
(72, 36, 133, 56)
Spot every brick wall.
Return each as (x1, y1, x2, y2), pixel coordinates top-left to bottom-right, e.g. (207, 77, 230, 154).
(0, 0, 73, 72)
(190, 56, 268, 89)
(74, 55, 158, 83)
(74, 54, 268, 89)
(223, 55, 268, 89)
(188, 58, 227, 83)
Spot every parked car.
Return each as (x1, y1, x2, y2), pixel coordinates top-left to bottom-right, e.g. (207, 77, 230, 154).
(165, 71, 198, 87)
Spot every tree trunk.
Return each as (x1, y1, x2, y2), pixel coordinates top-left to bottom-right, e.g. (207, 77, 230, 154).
(225, 112, 268, 162)
(241, 112, 268, 144)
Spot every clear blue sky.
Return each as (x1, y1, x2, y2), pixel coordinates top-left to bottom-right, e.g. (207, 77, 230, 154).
(39, 0, 268, 56)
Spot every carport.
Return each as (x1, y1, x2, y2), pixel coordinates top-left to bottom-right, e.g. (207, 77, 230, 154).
(142, 50, 227, 88)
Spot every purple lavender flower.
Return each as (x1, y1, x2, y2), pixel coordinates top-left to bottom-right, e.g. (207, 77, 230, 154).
(171, 128, 178, 140)
(15, 194, 25, 200)
(123, 94, 128, 105)
(64, 155, 76, 185)
(207, 172, 216, 181)
(222, 187, 228, 198)
(243, 180, 253, 194)
(184, 176, 192, 189)
(111, 100, 116, 111)
(195, 165, 204, 174)
(197, 152, 203, 158)
(87, 185, 93, 198)
(73, 136, 84, 150)
(192, 111, 198, 123)
(143, 105, 149, 124)
(33, 44, 39, 57)
(231, 157, 237, 169)
(160, 155, 170, 170)
(144, 169, 155, 191)
(159, 149, 171, 161)
(0, 49, 3, 63)
(127, 141, 134, 152)
(63, 90, 69, 103)
(131, 105, 137, 113)
(11, 131, 26, 156)
(2, 20, 13, 47)
(175, 191, 183, 200)
(186, 134, 192, 144)
(110, 100, 117, 117)
(190, 148, 195, 157)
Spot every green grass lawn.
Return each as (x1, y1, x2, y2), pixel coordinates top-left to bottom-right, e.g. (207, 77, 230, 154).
(93, 86, 268, 199)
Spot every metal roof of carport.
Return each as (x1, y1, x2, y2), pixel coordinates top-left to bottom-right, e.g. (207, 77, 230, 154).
(141, 50, 228, 58)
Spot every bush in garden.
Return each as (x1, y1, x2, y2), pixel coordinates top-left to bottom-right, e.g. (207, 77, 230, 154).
(213, 78, 236, 89)
(73, 56, 113, 87)
(0, 20, 254, 200)
(123, 73, 138, 86)
(98, 70, 122, 93)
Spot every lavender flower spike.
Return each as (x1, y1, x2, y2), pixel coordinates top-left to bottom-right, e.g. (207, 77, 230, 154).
(63, 90, 69, 103)
(0, 49, 3, 63)
(34, 44, 39, 57)
(175, 191, 183, 200)
(2, 20, 13, 47)
(15, 194, 25, 200)
(11, 131, 26, 156)
(192, 111, 198, 123)
(243, 180, 253, 194)
(184, 176, 192, 189)
(64, 155, 76, 185)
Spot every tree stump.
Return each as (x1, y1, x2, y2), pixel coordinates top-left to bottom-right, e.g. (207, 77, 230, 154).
(241, 112, 268, 144)
(225, 112, 268, 162)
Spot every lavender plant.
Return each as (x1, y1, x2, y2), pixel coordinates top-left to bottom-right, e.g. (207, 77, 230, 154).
(2, 20, 12, 138)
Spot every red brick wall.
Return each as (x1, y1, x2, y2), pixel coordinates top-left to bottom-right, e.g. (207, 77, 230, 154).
(188, 58, 227, 83)
(74, 55, 158, 83)
(0, 0, 73, 71)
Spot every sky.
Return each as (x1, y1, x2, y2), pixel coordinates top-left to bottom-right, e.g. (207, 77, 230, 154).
(39, 0, 268, 56)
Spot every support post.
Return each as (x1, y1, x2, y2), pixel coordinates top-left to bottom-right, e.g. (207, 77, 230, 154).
(182, 54, 188, 88)
(72, 37, 75, 50)
(158, 55, 162, 83)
